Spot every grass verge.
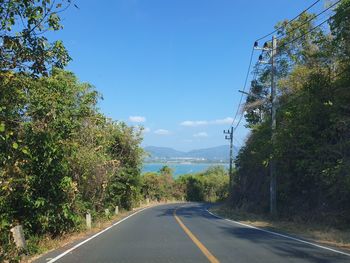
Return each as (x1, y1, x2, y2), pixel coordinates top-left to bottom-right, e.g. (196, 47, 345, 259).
(209, 204, 350, 251)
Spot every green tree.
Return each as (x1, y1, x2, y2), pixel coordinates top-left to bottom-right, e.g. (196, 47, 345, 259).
(0, 0, 73, 75)
(142, 172, 161, 200)
(177, 166, 229, 202)
(106, 123, 144, 210)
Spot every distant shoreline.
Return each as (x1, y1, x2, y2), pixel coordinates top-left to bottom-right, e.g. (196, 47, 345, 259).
(144, 161, 229, 165)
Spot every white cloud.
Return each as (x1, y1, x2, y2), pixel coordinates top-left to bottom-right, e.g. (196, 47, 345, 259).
(180, 117, 234, 127)
(129, 116, 146, 123)
(180, 120, 208, 127)
(154, 129, 171, 135)
(212, 117, 234, 125)
(143, 127, 151, 133)
(193, 132, 208, 138)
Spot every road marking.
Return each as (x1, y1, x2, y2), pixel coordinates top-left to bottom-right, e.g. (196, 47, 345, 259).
(46, 207, 150, 263)
(206, 209, 350, 257)
(174, 207, 220, 263)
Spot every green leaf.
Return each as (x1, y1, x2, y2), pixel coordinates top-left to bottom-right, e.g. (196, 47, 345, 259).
(34, 198, 46, 208)
(0, 123, 5, 132)
(12, 142, 19, 149)
(22, 148, 30, 155)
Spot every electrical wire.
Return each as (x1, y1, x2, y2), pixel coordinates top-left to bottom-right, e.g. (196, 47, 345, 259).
(229, 0, 346, 135)
(277, 16, 332, 51)
(256, 0, 321, 42)
(275, 0, 341, 41)
(229, 1, 326, 132)
(230, 46, 255, 127)
(276, 0, 349, 51)
(233, 137, 244, 148)
(232, 61, 262, 132)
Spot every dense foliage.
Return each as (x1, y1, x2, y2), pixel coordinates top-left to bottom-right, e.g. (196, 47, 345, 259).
(0, 69, 145, 260)
(0, 1, 146, 260)
(232, 1, 350, 224)
(141, 166, 229, 203)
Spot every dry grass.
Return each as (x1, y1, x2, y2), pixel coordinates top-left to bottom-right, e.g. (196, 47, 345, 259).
(210, 204, 350, 251)
(22, 200, 180, 263)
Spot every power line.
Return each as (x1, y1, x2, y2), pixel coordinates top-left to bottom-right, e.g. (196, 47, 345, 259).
(230, 46, 255, 127)
(275, 0, 341, 41)
(232, 106, 245, 132)
(278, 16, 331, 50)
(231, 0, 326, 132)
(256, 0, 321, 42)
(229, 0, 346, 134)
(233, 137, 243, 148)
(231, 61, 262, 132)
(248, 6, 350, 115)
(277, 2, 350, 51)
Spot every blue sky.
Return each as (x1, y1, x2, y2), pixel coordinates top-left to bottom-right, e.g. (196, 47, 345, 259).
(54, 0, 321, 151)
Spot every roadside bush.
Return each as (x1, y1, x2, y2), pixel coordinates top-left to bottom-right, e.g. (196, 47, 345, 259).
(0, 70, 145, 260)
(141, 165, 229, 202)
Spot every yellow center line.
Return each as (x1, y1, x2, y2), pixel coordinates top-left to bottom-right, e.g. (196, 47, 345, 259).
(173, 207, 220, 263)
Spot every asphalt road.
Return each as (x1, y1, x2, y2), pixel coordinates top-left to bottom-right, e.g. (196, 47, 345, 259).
(36, 203, 350, 263)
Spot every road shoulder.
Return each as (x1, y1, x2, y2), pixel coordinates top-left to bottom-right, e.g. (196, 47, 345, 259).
(27, 202, 177, 263)
(208, 204, 350, 256)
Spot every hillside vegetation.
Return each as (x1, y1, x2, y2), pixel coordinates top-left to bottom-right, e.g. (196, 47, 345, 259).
(231, 1, 350, 225)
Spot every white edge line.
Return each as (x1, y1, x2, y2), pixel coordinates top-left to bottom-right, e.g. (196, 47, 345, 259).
(47, 207, 149, 263)
(205, 209, 350, 257)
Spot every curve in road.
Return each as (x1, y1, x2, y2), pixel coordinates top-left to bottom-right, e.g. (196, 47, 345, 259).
(35, 203, 350, 263)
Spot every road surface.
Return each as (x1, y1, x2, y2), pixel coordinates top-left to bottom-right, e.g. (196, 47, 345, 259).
(36, 203, 350, 263)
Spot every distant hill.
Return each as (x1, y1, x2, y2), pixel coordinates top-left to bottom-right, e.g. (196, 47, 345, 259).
(143, 146, 183, 158)
(144, 145, 237, 161)
(186, 145, 230, 159)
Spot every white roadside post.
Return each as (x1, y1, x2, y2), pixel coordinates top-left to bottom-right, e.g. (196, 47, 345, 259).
(86, 213, 92, 230)
(10, 225, 27, 251)
(105, 209, 110, 217)
(115, 206, 119, 215)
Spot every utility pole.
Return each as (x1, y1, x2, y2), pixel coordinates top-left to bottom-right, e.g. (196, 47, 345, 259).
(254, 36, 277, 216)
(224, 127, 234, 189)
(270, 35, 277, 216)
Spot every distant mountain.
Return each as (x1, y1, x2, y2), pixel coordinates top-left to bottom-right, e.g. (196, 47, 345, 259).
(144, 145, 237, 161)
(143, 146, 183, 158)
(186, 145, 230, 160)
